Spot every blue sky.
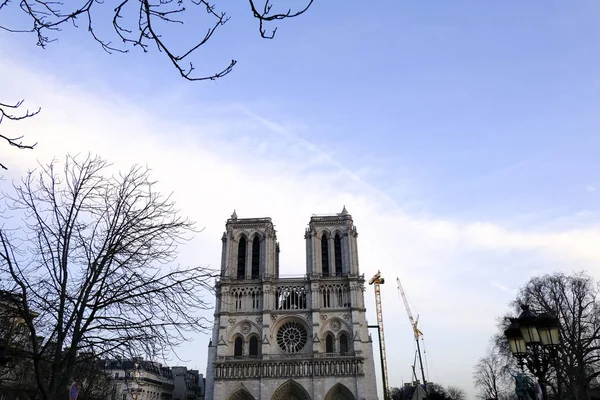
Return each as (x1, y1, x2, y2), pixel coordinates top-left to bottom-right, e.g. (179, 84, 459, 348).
(2, 1, 600, 399)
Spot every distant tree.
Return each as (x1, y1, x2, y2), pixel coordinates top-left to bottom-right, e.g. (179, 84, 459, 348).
(0, 154, 214, 400)
(427, 383, 451, 400)
(390, 386, 403, 400)
(445, 386, 467, 400)
(72, 356, 115, 400)
(473, 346, 511, 400)
(0, 0, 314, 168)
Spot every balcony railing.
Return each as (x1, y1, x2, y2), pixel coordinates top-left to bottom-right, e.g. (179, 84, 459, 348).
(214, 357, 364, 380)
(218, 272, 364, 283)
(217, 351, 360, 362)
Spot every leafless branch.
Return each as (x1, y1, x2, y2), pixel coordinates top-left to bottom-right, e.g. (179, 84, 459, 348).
(0, 99, 40, 169)
(1, 0, 314, 82)
(248, 0, 314, 39)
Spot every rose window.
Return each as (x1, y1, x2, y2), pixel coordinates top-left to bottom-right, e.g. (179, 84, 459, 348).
(276, 321, 308, 353)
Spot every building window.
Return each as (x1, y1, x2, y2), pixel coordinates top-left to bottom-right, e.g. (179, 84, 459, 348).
(251, 291, 260, 309)
(321, 236, 329, 276)
(325, 333, 334, 353)
(237, 237, 246, 279)
(249, 336, 259, 356)
(251, 237, 260, 279)
(234, 337, 243, 357)
(340, 333, 349, 354)
(276, 321, 308, 353)
(322, 291, 331, 308)
(276, 286, 307, 310)
(334, 234, 343, 276)
(234, 290, 243, 310)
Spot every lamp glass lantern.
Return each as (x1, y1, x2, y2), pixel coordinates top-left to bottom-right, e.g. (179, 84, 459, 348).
(536, 312, 560, 347)
(518, 305, 541, 344)
(505, 321, 527, 357)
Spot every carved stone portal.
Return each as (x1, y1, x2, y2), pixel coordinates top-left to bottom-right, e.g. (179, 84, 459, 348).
(272, 380, 311, 400)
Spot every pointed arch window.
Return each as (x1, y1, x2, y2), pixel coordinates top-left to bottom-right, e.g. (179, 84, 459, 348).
(340, 333, 349, 354)
(237, 237, 246, 279)
(251, 236, 260, 279)
(249, 336, 259, 357)
(334, 234, 343, 276)
(234, 337, 243, 357)
(325, 333, 334, 353)
(321, 235, 329, 277)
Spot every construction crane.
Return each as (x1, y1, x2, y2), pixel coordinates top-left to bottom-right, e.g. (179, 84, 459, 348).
(369, 271, 390, 400)
(397, 277, 427, 390)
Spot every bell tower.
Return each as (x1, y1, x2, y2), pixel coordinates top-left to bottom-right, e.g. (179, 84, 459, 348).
(220, 211, 279, 279)
(304, 206, 360, 277)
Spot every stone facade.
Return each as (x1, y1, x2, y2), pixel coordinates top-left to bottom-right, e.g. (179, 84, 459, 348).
(204, 209, 379, 400)
(107, 358, 174, 400)
(172, 366, 204, 400)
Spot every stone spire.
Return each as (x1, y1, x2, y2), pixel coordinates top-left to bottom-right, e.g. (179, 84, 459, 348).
(231, 209, 238, 220)
(341, 205, 349, 216)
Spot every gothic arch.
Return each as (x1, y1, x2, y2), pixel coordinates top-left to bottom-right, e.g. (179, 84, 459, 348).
(237, 236, 247, 279)
(324, 383, 355, 400)
(271, 316, 310, 336)
(234, 231, 250, 242)
(230, 389, 255, 400)
(251, 235, 261, 279)
(227, 319, 261, 341)
(317, 228, 331, 239)
(333, 233, 343, 275)
(325, 331, 334, 353)
(248, 334, 260, 356)
(233, 335, 243, 357)
(330, 228, 344, 237)
(248, 231, 265, 241)
(272, 380, 311, 400)
(319, 317, 351, 335)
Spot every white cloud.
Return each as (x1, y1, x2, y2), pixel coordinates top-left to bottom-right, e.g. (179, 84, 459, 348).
(2, 58, 600, 399)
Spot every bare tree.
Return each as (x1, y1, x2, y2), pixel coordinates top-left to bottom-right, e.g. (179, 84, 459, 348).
(473, 346, 510, 400)
(0, 154, 214, 400)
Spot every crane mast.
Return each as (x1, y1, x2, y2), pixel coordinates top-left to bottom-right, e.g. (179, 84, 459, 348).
(397, 278, 423, 341)
(369, 271, 390, 399)
(397, 277, 427, 391)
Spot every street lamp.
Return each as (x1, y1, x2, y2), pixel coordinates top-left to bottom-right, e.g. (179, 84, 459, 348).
(504, 304, 561, 400)
(504, 320, 527, 360)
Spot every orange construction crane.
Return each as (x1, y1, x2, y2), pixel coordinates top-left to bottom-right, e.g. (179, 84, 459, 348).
(369, 271, 390, 400)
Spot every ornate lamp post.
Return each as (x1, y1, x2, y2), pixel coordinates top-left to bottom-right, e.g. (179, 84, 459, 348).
(504, 305, 561, 399)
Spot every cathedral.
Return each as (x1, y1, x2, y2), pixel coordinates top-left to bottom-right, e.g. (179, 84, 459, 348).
(204, 208, 379, 400)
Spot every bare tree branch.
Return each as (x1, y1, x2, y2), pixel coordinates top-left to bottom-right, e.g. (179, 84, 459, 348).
(0, 99, 40, 169)
(1, 0, 313, 82)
